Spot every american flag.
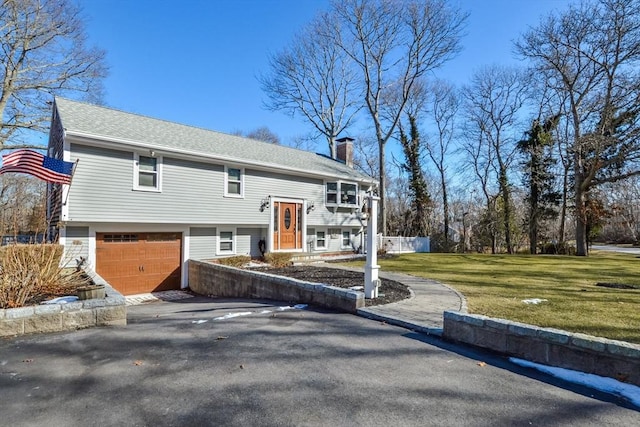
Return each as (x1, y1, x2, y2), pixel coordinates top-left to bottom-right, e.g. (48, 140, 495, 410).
(0, 149, 75, 184)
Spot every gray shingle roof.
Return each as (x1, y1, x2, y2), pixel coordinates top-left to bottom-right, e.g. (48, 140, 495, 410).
(54, 97, 374, 183)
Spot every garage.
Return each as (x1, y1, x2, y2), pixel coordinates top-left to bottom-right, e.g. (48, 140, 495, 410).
(96, 232, 182, 295)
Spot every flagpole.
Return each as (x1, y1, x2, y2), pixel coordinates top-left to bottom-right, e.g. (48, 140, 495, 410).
(62, 159, 79, 207)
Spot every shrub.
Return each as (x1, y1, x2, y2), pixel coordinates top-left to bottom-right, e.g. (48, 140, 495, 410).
(264, 252, 293, 268)
(540, 242, 576, 255)
(216, 255, 251, 267)
(0, 244, 90, 309)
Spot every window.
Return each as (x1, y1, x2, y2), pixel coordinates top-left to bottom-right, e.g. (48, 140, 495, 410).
(326, 182, 338, 204)
(103, 234, 139, 243)
(342, 230, 351, 248)
(326, 181, 358, 206)
(341, 183, 357, 205)
(225, 166, 244, 197)
(218, 229, 235, 254)
(134, 154, 161, 191)
(316, 231, 326, 249)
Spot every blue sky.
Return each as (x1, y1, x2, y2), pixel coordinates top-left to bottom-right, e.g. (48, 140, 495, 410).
(80, 0, 567, 153)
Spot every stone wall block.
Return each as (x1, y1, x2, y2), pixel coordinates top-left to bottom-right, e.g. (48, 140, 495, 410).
(5, 307, 35, 319)
(63, 309, 97, 329)
(35, 305, 62, 315)
(24, 314, 63, 334)
(0, 319, 24, 337)
(96, 306, 127, 326)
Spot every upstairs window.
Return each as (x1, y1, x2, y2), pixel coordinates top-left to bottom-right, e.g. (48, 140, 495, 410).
(225, 166, 244, 197)
(340, 183, 357, 205)
(326, 181, 358, 206)
(134, 154, 161, 191)
(326, 182, 338, 204)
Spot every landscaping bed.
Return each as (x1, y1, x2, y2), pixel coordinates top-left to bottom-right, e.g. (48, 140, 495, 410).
(249, 265, 410, 306)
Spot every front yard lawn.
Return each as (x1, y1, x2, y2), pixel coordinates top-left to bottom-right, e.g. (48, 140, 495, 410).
(348, 252, 640, 344)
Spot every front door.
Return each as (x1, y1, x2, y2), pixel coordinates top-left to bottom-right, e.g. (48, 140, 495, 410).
(273, 202, 303, 250)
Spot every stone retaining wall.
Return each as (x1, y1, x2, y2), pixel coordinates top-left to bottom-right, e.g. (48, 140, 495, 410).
(188, 260, 364, 313)
(0, 269, 126, 338)
(443, 311, 640, 386)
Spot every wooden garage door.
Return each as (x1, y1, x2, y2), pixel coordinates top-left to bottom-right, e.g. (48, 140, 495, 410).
(96, 232, 182, 295)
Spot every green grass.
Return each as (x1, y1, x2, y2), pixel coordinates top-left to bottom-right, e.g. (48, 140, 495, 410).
(347, 252, 640, 343)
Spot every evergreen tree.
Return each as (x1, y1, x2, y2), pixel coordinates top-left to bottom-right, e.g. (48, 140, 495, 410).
(399, 115, 431, 237)
(518, 115, 561, 254)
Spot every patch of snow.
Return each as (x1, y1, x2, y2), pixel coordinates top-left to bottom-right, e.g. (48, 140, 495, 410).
(244, 261, 266, 267)
(510, 358, 640, 408)
(213, 312, 253, 321)
(277, 304, 308, 311)
(191, 320, 208, 324)
(522, 298, 548, 305)
(349, 286, 364, 291)
(212, 305, 308, 321)
(41, 296, 79, 304)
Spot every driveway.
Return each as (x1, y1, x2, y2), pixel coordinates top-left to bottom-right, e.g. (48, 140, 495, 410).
(1, 296, 638, 426)
(592, 245, 640, 255)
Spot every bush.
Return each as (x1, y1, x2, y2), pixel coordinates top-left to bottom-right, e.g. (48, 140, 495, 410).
(264, 252, 293, 268)
(0, 244, 90, 309)
(540, 242, 576, 255)
(216, 255, 251, 267)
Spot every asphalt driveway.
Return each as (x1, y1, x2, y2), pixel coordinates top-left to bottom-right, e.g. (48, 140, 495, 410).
(1, 296, 638, 426)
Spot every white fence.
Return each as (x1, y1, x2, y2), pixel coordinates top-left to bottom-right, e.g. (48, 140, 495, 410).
(376, 235, 430, 254)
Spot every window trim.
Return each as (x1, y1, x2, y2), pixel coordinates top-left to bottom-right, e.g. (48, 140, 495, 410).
(224, 165, 244, 198)
(325, 181, 358, 207)
(217, 228, 236, 255)
(133, 153, 162, 192)
(315, 230, 327, 250)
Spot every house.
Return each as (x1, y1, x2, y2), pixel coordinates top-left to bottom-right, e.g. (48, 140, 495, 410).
(47, 98, 377, 295)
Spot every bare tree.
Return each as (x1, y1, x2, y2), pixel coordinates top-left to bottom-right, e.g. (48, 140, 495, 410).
(245, 126, 281, 145)
(332, 0, 467, 235)
(0, 0, 107, 150)
(462, 66, 528, 254)
(516, 0, 640, 255)
(0, 175, 46, 235)
(425, 79, 459, 248)
(260, 11, 360, 159)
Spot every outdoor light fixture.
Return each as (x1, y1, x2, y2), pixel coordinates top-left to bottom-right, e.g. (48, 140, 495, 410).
(260, 197, 270, 212)
(306, 201, 315, 214)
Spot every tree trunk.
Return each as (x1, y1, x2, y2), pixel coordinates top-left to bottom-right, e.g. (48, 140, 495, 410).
(379, 140, 387, 236)
(499, 167, 513, 254)
(575, 178, 588, 256)
(441, 174, 449, 247)
(559, 165, 569, 245)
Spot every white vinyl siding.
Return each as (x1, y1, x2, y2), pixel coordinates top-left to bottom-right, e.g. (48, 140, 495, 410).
(65, 226, 90, 260)
(67, 144, 366, 235)
(189, 227, 216, 260)
(237, 227, 265, 257)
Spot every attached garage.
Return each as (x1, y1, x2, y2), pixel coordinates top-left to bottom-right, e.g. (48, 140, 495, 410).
(96, 232, 182, 295)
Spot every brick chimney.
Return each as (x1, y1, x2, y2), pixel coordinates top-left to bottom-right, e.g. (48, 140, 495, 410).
(336, 137, 354, 168)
